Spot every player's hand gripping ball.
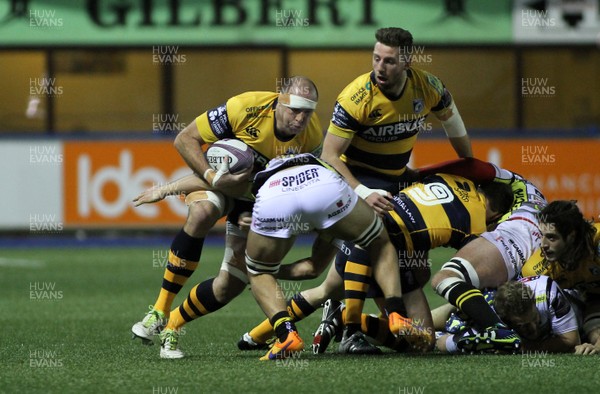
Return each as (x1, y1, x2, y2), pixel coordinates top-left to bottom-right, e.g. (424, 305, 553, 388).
(205, 139, 254, 174)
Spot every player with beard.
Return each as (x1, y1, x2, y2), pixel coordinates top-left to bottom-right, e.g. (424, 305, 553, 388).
(320, 27, 473, 348)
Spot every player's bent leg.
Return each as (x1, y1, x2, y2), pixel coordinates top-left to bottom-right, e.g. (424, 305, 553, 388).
(432, 238, 520, 353)
(324, 202, 402, 354)
(132, 192, 228, 344)
(245, 231, 305, 360)
(241, 261, 345, 353)
(159, 230, 250, 358)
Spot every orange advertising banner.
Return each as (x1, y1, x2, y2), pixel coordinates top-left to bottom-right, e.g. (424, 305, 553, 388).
(62, 139, 600, 228)
(63, 141, 191, 228)
(411, 139, 600, 219)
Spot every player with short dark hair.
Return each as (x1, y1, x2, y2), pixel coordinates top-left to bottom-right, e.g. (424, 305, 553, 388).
(321, 27, 472, 215)
(320, 26, 473, 349)
(130, 76, 324, 359)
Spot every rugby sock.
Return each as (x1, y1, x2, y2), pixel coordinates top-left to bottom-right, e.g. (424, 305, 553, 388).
(154, 229, 204, 315)
(446, 281, 501, 329)
(271, 311, 297, 341)
(248, 318, 276, 344)
(360, 313, 399, 349)
(384, 296, 406, 316)
(343, 311, 409, 351)
(165, 278, 225, 330)
(343, 257, 372, 329)
(248, 293, 316, 343)
(287, 293, 317, 320)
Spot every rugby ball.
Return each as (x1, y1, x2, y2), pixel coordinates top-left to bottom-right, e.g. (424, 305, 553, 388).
(205, 139, 254, 174)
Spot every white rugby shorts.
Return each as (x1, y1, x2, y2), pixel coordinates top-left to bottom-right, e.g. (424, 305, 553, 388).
(481, 211, 542, 281)
(251, 165, 358, 238)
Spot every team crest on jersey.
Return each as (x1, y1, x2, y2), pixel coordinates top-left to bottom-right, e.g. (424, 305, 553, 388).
(368, 108, 382, 119)
(245, 126, 260, 138)
(412, 99, 424, 114)
(426, 74, 444, 96)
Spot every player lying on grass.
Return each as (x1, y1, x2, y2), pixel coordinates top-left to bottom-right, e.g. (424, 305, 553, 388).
(238, 162, 514, 354)
(436, 275, 581, 354)
(522, 200, 600, 355)
(129, 77, 324, 358)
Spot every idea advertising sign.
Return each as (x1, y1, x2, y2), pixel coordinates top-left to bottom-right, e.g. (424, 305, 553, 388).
(63, 141, 191, 228)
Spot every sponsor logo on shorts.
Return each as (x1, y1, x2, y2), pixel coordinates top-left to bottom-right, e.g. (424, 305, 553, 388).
(327, 197, 351, 218)
(281, 168, 321, 192)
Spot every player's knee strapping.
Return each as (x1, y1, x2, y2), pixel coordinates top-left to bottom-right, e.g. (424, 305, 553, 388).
(185, 190, 230, 217)
(245, 253, 280, 275)
(352, 215, 384, 248)
(220, 249, 249, 286)
(435, 257, 480, 301)
(436, 258, 502, 328)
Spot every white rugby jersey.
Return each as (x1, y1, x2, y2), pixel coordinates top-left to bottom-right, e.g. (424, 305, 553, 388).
(518, 275, 579, 338)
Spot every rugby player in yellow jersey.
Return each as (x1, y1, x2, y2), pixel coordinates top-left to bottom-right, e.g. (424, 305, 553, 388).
(130, 76, 325, 359)
(521, 200, 600, 355)
(321, 27, 472, 215)
(237, 170, 513, 354)
(320, 27, 473, 346)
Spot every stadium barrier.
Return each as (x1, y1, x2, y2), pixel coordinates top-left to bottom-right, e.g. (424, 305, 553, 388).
(1, 138, 599, 230)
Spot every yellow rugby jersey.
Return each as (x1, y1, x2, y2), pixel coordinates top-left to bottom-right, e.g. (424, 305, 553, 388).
(522, 223, 600, 296)
(328, 68, 453, 176)
(196, 91, 323, 172)
(383, 173, 487, 252)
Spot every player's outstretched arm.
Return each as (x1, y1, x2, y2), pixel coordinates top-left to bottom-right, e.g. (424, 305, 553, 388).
(277, 236, 338, 280)
(522, 329, 580, 353)
(132, 173, 210, 206)
(417, 157, 496, 184)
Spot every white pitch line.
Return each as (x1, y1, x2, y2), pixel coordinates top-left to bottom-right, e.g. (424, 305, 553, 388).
(0, 257, 46, 268)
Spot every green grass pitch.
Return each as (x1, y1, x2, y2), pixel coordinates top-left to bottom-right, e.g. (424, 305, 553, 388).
(1, 242, 598, 393)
